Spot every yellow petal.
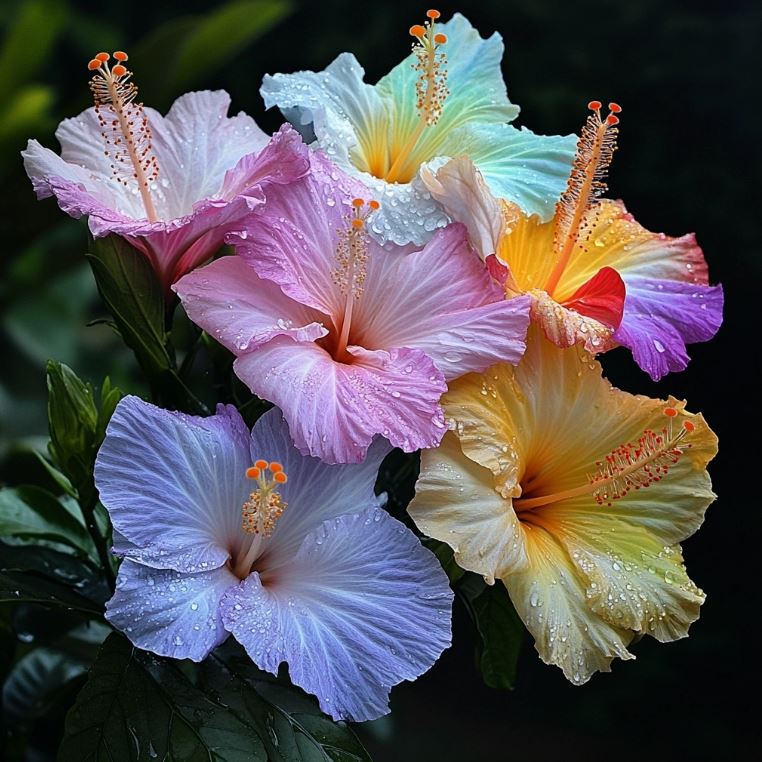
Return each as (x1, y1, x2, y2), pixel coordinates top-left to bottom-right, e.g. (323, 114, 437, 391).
(411, 431, 528, 584)
(502, 522, 635, 684)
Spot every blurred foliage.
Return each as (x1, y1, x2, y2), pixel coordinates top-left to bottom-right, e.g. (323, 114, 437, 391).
(0, 0, 758, 760)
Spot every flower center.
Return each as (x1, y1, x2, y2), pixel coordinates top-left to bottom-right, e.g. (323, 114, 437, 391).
(513, 407, 695, 514)
(374, 10, 449, 184)
(87, 51, 160, 222)
(232, 460, 288, 579)
(330, 198, 378, 361)
(543, 101, 621, 298)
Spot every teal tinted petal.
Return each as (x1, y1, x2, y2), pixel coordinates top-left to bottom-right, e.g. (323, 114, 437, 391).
(438, 123, 577, 221)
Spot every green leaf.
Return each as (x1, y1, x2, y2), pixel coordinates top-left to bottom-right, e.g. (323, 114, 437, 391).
(459, 577, 524, 690)
(0, 486, 92, 556)
(60, 635, 372, 762)
(423, 538, 465, 585)
(87, 235, 208, 413)
(0, 542, 108, 615)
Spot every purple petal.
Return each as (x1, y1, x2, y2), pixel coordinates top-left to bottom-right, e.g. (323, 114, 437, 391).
(94, 396, 251, 572)
(174, 256, 329, 354)
(228, 151, 369, 316)
(248, 408, 391, 566)
(356, 224, 531, 379)
(220, 506, 453, 721)
(106, 559, 236, 662)
(614, 277, 723, 380)
(234, 338, 447, 464)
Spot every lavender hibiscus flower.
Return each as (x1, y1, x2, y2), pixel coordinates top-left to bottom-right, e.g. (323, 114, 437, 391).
(95, 396, 453, 722)
(22, 52, 309, 291)
(174, 151, 531, 464)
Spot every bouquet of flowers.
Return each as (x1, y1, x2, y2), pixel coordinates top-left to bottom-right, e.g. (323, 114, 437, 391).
(5, 7, 722, 758)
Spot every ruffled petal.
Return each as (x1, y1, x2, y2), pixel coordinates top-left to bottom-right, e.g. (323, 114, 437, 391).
(502, 524, 635, 684)
(147, 90, 269, 219)
(233, 338, 447, 464)
(247, 408, 390, 567)
(228, 150, 368, 316)
(436, 123, 577, 222)
(220, 506, 453, 721)
(551, 518, 705, 641)
(614, 278, 724, 380)
(106, 559, 237, 661)
(356, 224, 530, 379)
(174, 256, 329, 354)
(411, 432, 528, 583)
(94, 396, 252, 572)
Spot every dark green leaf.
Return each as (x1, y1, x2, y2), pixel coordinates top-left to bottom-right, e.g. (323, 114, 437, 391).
(0, 485, 92, 556)
(459, 577, 524, 690)
(0, 542, 108, 614)
(422, 538, 465, 585)
(87, 235, 208, 413)
(59, 633, 269, 761)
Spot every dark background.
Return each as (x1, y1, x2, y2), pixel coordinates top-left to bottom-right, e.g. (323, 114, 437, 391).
(0, 0, 758, 759)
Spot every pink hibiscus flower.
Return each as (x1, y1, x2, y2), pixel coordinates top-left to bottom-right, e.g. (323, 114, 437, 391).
(22, 52, 309, 291)
(174, 152, 531, 464)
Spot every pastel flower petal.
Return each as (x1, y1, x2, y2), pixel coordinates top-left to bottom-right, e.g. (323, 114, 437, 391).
(614, 278, 724, 380)
(95, 396, 251, 572)
(174, 256, 329, 354)
(233, 338, 447, 464)
(551, 518, 705, 641)
(106, 559, 237, 662)
(435, 123, 577, 222)
(246, 408, 390, 567)
(228, 150, 368, 316)
(355, 223, 530, 379)
(501, 525, 635, 684)
(412, 432, 528, 583)
(220, 506, 453, 721)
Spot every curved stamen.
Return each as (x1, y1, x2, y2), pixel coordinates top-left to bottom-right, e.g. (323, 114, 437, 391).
(88, 51, 160, 222)
(514, 407, 695, 511)
(544, 101, 621, 296)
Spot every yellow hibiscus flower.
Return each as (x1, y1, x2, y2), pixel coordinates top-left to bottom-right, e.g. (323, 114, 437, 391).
(408, 327, 718, 683)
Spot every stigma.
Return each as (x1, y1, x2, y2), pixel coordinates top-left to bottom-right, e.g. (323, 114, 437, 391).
(87, 51, 160, 222)
(544, 100, 622, 296)
(241, 460, 288, 537)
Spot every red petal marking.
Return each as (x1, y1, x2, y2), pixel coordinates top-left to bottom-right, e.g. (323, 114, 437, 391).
(485, 254, 509, 287)
(561, 266, 626, 329)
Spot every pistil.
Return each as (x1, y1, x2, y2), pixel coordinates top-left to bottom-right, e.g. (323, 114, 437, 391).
(544, 101, 621, 296)
(385, 10, 449, 184)
(234, 460, 288, 579)
(513, 408, 695, 512)
(87, 51, 160, 222)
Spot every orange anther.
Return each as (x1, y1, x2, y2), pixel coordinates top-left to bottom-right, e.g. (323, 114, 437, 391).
(113, 51, 128, 61)
(274, 472, 288, 484)
(246, 466, 261, 479)
(351, 218, 364, 229)
(409, 24, 426, 38)
(427, 9, 441, 18)
(88, 59, 102, 70)
(96, 52, 110, 62)
(683, 420, 695, 432)
(606, 114, 620, 125)
(269, 461, 283, 473)
(352, 198, 365, 208)
(664, 407, 678, 417)
(588, 100, 602, 111)
(254, 459, 268, 470)
(112, 64, 127, 77)
(368, 200, 380, 210)
(434, 33, 447, 44)
(609, 102, 622, 113)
